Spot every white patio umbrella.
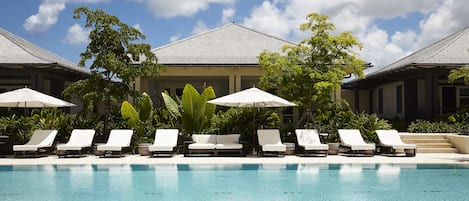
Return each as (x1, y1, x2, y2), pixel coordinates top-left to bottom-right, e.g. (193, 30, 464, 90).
(207, 87, 296, 154)
(0, 87, 75, 108)
(207, 87, 297, 108)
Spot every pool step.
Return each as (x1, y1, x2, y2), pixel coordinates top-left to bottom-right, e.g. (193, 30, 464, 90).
(399, 133, 458, 153)
(417, 148, 459, 153)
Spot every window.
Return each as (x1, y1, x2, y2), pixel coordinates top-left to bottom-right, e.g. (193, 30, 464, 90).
(396, 85, 402, 113)
(460, 88, 469, 107)
(378, 88, 383, 114)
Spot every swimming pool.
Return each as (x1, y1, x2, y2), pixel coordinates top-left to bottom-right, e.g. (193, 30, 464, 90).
(0, 164, 468, 201)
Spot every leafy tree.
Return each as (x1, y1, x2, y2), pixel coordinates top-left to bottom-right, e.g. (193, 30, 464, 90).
(448, 65, 469, 85)
(63, 7, 161, 133)
(258, 13, 364, 124)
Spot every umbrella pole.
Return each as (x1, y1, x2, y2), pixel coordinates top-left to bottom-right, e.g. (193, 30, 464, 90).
(252, 108, 257, 155)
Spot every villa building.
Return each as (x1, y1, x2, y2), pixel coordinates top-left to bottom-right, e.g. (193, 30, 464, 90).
(0, 28, 89, 113)
(135, 23, 295, 105)
(342, 27, 469, 120)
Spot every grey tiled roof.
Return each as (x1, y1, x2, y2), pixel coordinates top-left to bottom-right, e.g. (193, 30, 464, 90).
(152, 23, 295, 65)
(345, 26, 469, 83)
(0, 28, 88, 74)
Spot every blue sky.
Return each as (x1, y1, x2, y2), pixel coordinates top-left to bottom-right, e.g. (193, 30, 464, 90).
(1, 0, 469, 68)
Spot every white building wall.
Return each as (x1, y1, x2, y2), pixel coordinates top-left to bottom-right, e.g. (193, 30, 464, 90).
(373, 81, 404, 119)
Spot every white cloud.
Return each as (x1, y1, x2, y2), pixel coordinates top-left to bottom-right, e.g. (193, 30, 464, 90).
(192, 21, 209, 35)
(242, 1, 291, 39)
(241, 0, 469, 68)
(68, 0, 111, 3)
(23, 0, 66, 33)
(144, 0, 235, 18)
(64, 24, 90, 45)
(390, 30, 417, 51)
(359, 26, 409, 67)
(221, 7, 236, 24)
(169, 33, 181, 42)
(24, 0, 111, 34)
(133, 24, 143, 34)
(414, 0, 469, 50)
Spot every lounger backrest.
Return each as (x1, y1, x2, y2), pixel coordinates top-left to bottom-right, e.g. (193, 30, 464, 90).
(257, 129, 282, 146)
(154, 129, 179, 146)
(26, 130, 58, 146)
(106, 129, 133, 146)
(192, 134, 217, 144)
(295, 129, 320, 146)
(376, 130, 404, 145)
(338, 129, 366, 145)
(217, 134, 240, 144)
(67, 129, 95, 146)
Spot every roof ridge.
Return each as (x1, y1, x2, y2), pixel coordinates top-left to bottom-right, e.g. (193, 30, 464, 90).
(152, 22, 295, 52)
(0, 28, 55, 64)
(0, 28, 88, 74)
(231, 23, 296, 45)
(152, 23, 234, 51)
(414, 26, 469, 63)
(371, 26, 469, 74)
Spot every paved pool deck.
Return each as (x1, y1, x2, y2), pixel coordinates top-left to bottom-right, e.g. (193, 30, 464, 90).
(1, 153, 469, 166)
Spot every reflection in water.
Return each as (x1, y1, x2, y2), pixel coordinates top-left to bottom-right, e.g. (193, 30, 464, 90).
(155, 164, 178, 189)
(56, 164, 94, 192)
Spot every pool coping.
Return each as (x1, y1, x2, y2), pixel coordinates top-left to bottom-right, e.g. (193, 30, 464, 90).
(1, 153, 469, 165)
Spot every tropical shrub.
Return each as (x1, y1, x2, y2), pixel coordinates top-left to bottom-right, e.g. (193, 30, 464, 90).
(344, 113, 392, 143)
(309, 100, 356, 143)
(210, 108, 281, 151)
(0, 115, 36, 144)
(408, 119, 460, 133)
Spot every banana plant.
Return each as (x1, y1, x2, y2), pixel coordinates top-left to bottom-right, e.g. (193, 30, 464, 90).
(121, 93, 154, 145)
(161, 83, 216, 136)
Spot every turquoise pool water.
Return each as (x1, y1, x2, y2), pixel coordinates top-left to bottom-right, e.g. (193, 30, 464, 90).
(0, 164, 468, 201)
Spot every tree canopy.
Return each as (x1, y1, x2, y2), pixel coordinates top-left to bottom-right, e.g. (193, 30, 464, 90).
(258, 13, 364, 123)
(64, 7, 161, 114)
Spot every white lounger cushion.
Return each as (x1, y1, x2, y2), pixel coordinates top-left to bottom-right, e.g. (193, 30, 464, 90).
(188, 134, 217, 150)
(216, 143, 243, 149)
(338, 129, 375, 151)
(262, 144, 287, 152)
(13, 130, 58, 151)
(56, 129, 95, 151)
(215, 134, 242, 149)
(376, 130, 416, 149)
(148, 129, 179, 152)
(295, 129, 329, 150)
(257, 129, 286, 152)
(97, 129, 133, 151)
(188, 143, 216, 149)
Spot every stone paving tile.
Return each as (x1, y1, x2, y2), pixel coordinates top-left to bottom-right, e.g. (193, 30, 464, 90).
(1, 153, 469, 165)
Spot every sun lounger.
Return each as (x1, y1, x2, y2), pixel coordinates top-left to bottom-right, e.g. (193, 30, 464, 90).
(338, 129, 375, 156)
(97, 129, 133, 157)
(148, 129, 179, 157)
(56, 129, 95, 158)
(185, 134, 217, 156)
(376, 129, 416, 157)
(295, 129, 329, 157)
(257, 129, 286, 157)
(13, 129, 58, 157)
(215, 134, 244, 156)
(184, 134, 244, 156)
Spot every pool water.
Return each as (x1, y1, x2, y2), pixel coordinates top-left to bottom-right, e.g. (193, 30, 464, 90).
(0, 164, 468, 201)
